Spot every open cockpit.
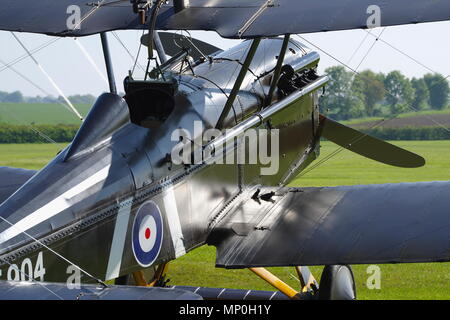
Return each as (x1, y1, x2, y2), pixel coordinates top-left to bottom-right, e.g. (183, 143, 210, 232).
(123, 77, 177, 129)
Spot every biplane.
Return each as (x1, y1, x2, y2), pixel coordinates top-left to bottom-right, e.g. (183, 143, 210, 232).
(0, 0, 448, 300)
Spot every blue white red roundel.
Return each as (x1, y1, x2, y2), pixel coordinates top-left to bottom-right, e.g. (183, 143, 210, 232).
(132, 201, 163, 267)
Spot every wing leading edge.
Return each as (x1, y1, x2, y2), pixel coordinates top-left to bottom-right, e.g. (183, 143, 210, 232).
(208, 184, 450, 268)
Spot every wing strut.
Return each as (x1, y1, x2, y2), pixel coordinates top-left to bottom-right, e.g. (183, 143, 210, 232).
(100, 32, 117, 94)
(153, 31, 168, 63)
(249, 267, 301, 299)
(264, 34, 290, 108)
(216, 38, 261, 130)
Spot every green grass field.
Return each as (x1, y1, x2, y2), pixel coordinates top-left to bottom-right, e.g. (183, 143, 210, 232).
(0, 141, 448, 299)
(0, 103, 90, 125)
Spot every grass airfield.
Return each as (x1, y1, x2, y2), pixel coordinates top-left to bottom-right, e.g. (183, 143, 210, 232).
(0, 141, 448, 299)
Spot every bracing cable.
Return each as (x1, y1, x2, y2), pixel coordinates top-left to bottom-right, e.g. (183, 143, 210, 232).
(11, 32, 84, 121)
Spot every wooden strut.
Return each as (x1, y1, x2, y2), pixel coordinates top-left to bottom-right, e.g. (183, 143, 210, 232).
(132, 263, 316, 299)
(265, 34, 291, 108)
(216, 38, 261, 130)
(249, 267, 300, 299)
(100, 32, 117, 94)
(132, 263, 169, 287)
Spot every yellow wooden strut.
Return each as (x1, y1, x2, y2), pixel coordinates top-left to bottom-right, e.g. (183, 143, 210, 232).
(132, 263, 169, 287)
(249, 267, 300, 299)
(148, 263, 169, 287)
(132, 270, 148, 286)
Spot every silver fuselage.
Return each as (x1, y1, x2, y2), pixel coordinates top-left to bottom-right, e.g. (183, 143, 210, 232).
(0, 38, 323, 283)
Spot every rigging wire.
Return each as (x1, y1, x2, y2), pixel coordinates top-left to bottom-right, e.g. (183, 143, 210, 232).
(74, 38, 109, 86)
(131, 30, 146, 77)
(0, 57, 73, 113)
(131, 30, 145, 76)
(11, 32, 83, 121)
(0, 215, 108, 288)
(346, 31, 371, 66)
(74, 0, 107, 31)
(354, 27, 386, 72)
(365, 29, 450, 84)
(11, 32, 84, 121)
(111, 31, 146, 73)
(365, 29, 441, 75)
(0, 38, 61, 74)
(175, 30, 209, 62)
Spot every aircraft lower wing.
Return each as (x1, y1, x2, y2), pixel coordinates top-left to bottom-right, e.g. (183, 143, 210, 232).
(0, 281, 202, 300)
(0, 167, 36, 204)
(207, 184, 450, 268)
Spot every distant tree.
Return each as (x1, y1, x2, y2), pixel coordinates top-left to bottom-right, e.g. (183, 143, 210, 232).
(25, 95, 53, 103)
(383, 71, 414, 114)
(0, 91, 8, 102)
(411, 78, 430, 110)
(42, 96, 58, 103)
(320, 66, 365, 120)
(352, 70, 385, 116)
(3, 91, 24, 103)
(423, 73, 449, 110)
(375, 72, 386, 84)
(59, 94, 96, 105)
(25, 96, 42, 103)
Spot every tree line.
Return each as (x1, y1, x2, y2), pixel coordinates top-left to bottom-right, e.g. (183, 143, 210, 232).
(320, 66, 450, 121)
(0, 91, 96, 104)
(0, 124, 78, 143)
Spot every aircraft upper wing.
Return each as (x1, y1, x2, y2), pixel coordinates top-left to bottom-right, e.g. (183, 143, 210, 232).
(0, 0, 450, 38)
(0, 167, 36, 204)
(207, 184, 450, 268)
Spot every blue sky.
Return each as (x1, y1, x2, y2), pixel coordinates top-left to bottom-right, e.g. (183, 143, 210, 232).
(0, 20, 449, 97)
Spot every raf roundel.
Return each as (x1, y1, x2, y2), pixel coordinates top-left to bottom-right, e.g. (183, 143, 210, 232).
(132, 201, 163, 267)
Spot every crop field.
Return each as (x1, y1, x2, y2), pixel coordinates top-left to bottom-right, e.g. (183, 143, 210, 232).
(0, 141, 449, 299)
(350, 113, 450, 129)
(343, 108, 450, 129)
(0, 103, 90, 125)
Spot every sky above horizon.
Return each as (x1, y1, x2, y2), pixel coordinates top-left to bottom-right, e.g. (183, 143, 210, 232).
(0, 20, 449, 98)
